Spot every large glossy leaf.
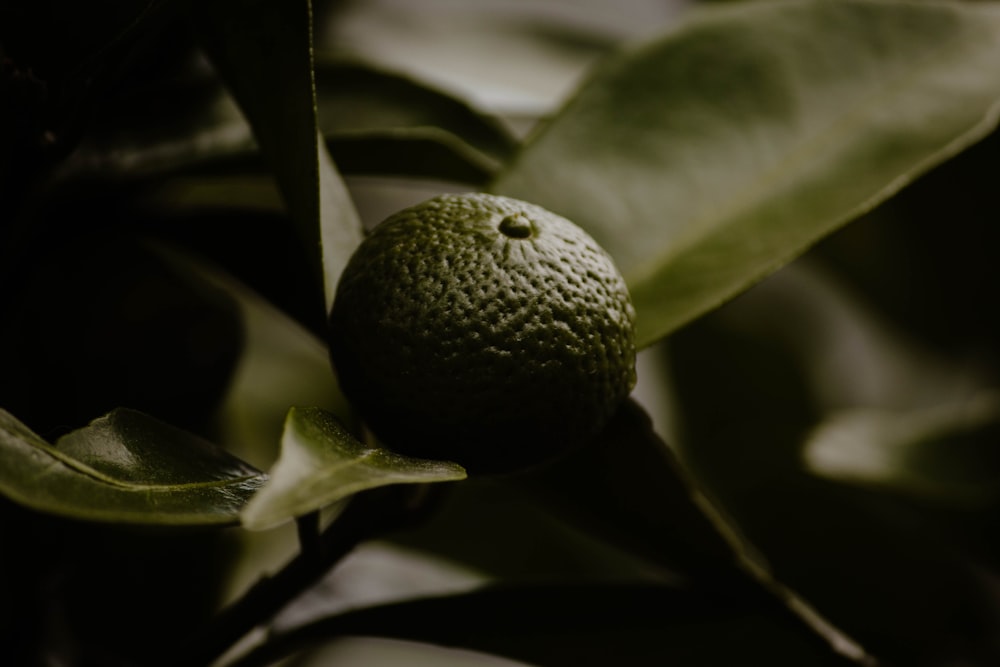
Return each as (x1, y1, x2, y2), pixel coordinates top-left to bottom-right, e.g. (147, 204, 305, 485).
(196, 0, 363, 308)
(241, 407, 466, 530)
(235, 583, 863, 667)
(492, 0, 1000, 347)
(0, 408, 265, 525)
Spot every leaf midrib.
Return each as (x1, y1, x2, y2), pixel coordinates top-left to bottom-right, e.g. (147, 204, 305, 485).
(16, 435, 262, 492)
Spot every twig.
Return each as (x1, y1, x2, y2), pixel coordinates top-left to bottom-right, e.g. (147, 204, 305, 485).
(164, 485, 435, 667)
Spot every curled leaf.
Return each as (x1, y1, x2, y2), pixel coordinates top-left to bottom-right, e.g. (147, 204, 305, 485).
(241, 407, 466, 530)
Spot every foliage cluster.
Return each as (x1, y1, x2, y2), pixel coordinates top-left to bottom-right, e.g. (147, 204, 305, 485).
(4, 1, 1000, 665)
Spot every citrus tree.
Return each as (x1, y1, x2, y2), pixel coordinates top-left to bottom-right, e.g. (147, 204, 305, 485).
(4, 0, 1000, 665)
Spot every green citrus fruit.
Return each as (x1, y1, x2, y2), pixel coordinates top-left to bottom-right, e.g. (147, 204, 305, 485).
(328, 193, 636, 474)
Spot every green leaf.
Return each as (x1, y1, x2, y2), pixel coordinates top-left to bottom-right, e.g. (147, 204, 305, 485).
(803, 396, 1000, 508)
(241, 407, 466, 530)
(238, 583, 863, 667)
(0, 408, 266, 525)
(491, 0, 1000, 347)
(196, 0, 363, 309)
(314, 58, 517, 168)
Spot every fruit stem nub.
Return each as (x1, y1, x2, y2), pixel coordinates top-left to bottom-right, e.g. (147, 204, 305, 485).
(499, 214, 534, 239)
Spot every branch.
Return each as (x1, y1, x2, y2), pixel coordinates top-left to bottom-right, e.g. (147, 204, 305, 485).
(164, 485, 440, 667)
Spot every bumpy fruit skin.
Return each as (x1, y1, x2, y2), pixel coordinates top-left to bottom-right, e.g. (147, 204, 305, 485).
(328, 193, 636, 474)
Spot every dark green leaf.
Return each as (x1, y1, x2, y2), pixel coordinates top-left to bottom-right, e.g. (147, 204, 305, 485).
(143, 174, 285, 213)
(512, 400, 870, 664)
(492, 0, 1000, 347)
(512, 400, 738, 581)
(148, 241, 352, 469)
(196, 0, 363, 307)
(62, 59, 255, 179)
(241, 407, 466, 530)
(70, 133, 496, 189)
(389, 477, 659, 583)
(666, 265, 1000, 666)
(63, 57, 506, 185)
(327, 133, 497, 185)
(815, 128, 1000, 372)
(314, 58, 517, 167)
(0, 1, 190, 264)
(721, 476, 1000, 667)
(0, 1, 173, 84)
(0, 408, 266, 525)
(0, 235, 245, 438)
(238, 583, 863, 667)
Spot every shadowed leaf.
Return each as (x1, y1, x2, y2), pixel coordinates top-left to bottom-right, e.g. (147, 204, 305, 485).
(196, 0, 363, 308)
(314, 57, 517, 168)
(236, 583, 863, 667)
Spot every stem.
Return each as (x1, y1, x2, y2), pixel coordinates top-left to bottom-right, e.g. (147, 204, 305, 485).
(225, 580, 872, 667)
(166, 486, 434, 667)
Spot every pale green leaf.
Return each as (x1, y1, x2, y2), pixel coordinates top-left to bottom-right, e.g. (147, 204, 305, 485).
(492, 0, 1000, 347)
(241, 407, 466, 530)
(803, 394, 1000, 507)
